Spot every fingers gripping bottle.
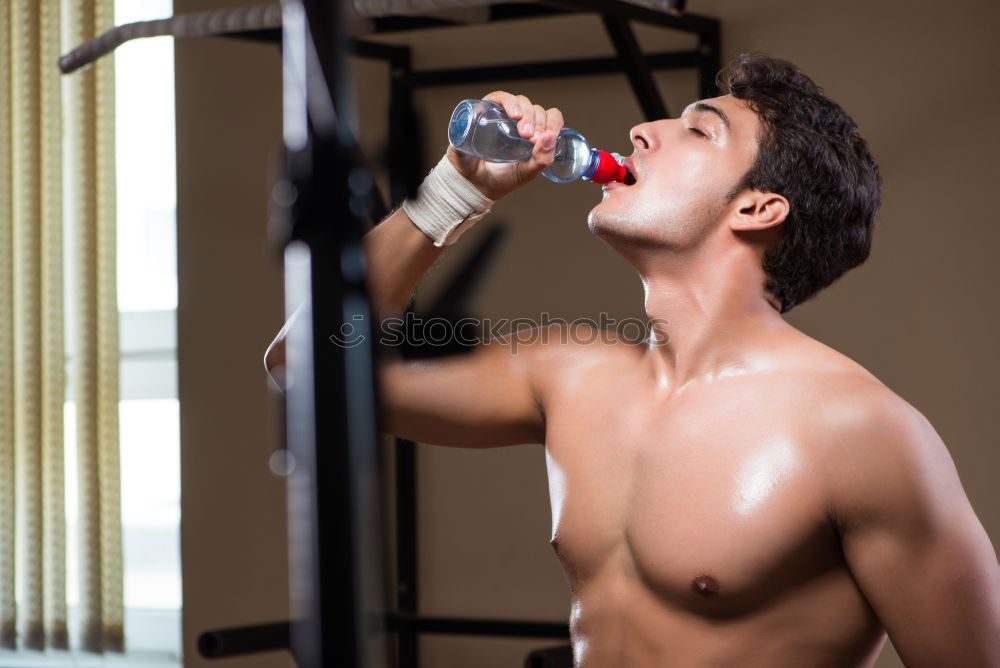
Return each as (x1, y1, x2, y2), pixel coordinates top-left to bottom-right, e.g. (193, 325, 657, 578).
(448, 99, 630, 185)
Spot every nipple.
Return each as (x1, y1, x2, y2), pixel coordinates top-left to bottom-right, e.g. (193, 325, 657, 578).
(691, 575, 720, 598)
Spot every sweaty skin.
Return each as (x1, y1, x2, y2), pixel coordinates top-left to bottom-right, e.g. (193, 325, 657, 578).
(267, 91, 1000, 667)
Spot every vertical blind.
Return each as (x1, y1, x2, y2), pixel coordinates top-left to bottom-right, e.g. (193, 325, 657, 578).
(0, 0, 124, 653)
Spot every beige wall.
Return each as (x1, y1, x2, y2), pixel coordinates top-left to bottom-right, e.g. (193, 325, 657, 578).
(174, 4, 290, 665)
(175, 0, 999, 666)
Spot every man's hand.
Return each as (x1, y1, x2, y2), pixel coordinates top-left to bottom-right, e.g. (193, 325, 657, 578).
(266, 92, 565, 397)
(447, 91, 564, 201)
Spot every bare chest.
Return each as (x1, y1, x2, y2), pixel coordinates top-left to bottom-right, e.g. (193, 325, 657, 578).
(543, 379, 842, 617)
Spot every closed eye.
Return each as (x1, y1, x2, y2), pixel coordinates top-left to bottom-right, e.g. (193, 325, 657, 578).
(688, 127, 707, 138)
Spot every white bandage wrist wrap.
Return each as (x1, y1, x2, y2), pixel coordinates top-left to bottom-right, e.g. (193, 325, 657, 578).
(401, 154, 494, 247)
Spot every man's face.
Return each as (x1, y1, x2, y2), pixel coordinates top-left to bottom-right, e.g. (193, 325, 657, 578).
(588, 94, 761, 251)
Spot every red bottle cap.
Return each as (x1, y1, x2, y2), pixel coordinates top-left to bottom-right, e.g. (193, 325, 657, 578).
(589, 150, 627, 184)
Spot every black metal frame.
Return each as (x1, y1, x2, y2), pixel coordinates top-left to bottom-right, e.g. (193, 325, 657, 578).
(279, 1, 389, 666)
(200, 2, 720, 666)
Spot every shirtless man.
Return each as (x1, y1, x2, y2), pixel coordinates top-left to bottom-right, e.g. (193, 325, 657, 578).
(267, 54, 999, 666)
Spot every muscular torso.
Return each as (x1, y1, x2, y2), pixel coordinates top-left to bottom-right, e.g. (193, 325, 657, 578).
(540, 335, 889, 667)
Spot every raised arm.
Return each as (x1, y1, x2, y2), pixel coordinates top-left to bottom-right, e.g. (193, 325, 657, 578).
(827, 388, 1000, 667)
(266, 91, 566, 447)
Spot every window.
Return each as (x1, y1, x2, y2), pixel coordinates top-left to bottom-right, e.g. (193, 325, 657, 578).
(62, 0, 181, 663)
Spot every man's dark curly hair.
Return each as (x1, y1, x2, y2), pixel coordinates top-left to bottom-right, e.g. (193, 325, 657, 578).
(719, 54, 881, 313)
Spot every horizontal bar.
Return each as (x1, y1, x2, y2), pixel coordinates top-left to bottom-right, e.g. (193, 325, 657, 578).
(221, 28, 282, 45)
(60, 4, 282, 73)
(545, 0, 718, 35)
(198, 621, 290, 659)
(222, 31, 414, 70)
(198, 611, 571, 658)
(387, 613, 570, 639)
(404, 49, 699, 88)
(369, 1, 715, 36)
(370, 2, 565, 33)
(352, 39, 411, 68)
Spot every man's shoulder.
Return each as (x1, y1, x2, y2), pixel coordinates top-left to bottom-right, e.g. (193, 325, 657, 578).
(784, 343, 932, 463)
(764, 333, 952, 508)
(785, 337, 927, 443)
(796, 364, 954, 530)
(809, 373, 930, 450)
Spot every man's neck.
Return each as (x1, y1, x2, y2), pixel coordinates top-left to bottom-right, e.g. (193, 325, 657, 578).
(636, 238, 790, 394)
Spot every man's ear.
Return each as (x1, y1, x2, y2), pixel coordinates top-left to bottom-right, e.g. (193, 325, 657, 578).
(729, 190, 789, 233)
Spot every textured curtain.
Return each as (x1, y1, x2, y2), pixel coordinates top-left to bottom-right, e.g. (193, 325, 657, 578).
(0, 0, 123, 653)
(1, 0, 68, 651)
(65, 0, 125, 654)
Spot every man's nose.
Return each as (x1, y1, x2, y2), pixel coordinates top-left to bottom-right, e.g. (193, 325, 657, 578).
(630, 122, 654, 153)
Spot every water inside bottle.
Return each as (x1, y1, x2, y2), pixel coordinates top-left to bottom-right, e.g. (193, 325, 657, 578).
(449, 99, 607, 183)
(450, 99, 534, 163)
(469, 116, 533, 163)
(543, 130, 593, 184)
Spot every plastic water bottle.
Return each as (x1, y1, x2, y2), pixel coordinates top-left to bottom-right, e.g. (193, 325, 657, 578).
(448, 99, 630, 185)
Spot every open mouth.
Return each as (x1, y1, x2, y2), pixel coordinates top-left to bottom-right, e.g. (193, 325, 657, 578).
(623, 169, 637, 186)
